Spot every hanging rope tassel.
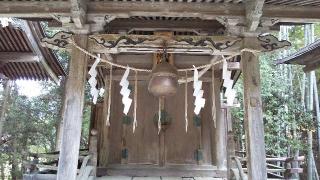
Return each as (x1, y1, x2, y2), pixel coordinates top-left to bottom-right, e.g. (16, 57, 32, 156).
(158, 98, 162, 134)
(211, 65, 216, 128)
(103, 75, 109, 127)
(133, 71, 138, 133)
(185, 71, 188, 133)
(106, 65, 113, 126)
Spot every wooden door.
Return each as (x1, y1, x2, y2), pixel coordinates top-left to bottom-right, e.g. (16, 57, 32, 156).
(95, 81, 215, 166)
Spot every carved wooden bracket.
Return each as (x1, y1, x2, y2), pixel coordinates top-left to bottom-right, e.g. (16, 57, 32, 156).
(258, 34, 291, 52)
(41, 32, 291, 54)
(90, 35, 160, 49)
(88, 34, 242, 55)
(41, 31, 74, 50)
(174, 36, 241, 51)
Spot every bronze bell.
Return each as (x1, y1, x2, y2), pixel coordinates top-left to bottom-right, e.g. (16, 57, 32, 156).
(148, 60, 178, 97)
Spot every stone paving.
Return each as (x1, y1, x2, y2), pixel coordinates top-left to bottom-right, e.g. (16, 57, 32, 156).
(97, 177, 225, 180)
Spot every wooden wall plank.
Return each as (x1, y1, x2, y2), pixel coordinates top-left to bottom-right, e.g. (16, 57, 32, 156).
(165, 83, 199, 165)
(125, 81, 159, 165)
(97, 79, 222, 167)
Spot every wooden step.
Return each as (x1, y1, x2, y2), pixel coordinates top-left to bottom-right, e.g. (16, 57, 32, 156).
(97, 164, 227, 178)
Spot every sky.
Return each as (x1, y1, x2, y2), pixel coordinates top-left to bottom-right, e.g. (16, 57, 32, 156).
(16, 80, 43, 97)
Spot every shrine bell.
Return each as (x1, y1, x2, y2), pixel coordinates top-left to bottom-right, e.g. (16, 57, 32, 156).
(148, 55, 178, 97)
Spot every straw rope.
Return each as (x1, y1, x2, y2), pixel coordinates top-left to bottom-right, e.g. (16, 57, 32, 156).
(68, 38, 243, 73)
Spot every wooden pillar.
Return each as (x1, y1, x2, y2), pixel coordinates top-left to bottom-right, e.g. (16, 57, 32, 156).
(89, 129, 98, 176)
(212, 75, 227, 169)
(55, 77, 66, 151)
(57, 35, 88, 180)
(241, 38, 267, 180)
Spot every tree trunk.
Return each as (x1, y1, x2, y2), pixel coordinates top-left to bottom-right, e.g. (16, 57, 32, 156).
(10, 139, 19, 180)
(0, 79, 11, 137)
(304, 24, 315, 180)
(0, 160, 5, 180)
(312, 73, 320, 158)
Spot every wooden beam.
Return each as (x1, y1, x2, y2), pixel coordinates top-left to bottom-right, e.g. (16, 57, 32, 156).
(42, 33, 290, 55)
(1, 2, 320, 23)
(241, 37, 267, 180)
(0, 52, 38, 63)
(74, 2, 320, 23)
(303, 61, 320, 72)
(0, 1, 70, 18)
(245, 0, 265, 31)
(97, 164, 227, 177)
(70, 0, 87, 28)
(57, 35, 88, 180)
(88, 34, 242, 55)
(90, 54, 239, 69)
(21, 21, 59, 83)
(104, 19, 224, 34)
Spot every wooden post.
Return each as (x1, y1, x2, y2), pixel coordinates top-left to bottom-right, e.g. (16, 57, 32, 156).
(99, 75, 111, 167)
(241, 38, 267, 180)
(57, 35, 88, 180)
(227, 131, 236, 179)
(212, 74, 227, 169)
(55, 77, 66, 151)
(89, 129, 98, 176)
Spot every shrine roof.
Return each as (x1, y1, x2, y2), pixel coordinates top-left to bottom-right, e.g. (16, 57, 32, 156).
(276, 39, 320, 72)
(0, 21, 65, 82)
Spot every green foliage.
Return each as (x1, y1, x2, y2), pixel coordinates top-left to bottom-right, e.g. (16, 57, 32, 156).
(0, 79, 93, 178)
(232, 25, 320, 156)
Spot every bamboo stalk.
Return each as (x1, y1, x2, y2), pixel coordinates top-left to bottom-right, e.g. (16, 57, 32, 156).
(312, 73, 320, 158)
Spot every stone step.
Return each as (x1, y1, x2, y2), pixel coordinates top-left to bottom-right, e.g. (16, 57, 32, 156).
(97, 177, 225, 180)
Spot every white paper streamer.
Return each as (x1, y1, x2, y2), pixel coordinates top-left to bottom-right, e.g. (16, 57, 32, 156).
(88, 54, 101, 104)
(222, 56, 237, 106)
(120, 67, 132, 115)
(193, 66, 205, 115)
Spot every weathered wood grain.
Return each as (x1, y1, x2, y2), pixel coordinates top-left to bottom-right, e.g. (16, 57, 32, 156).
(241, 38, 267, 180)
(57, 35, 88, 180)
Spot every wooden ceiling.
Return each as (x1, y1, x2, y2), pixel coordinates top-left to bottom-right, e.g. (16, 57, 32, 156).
(1, 0, 320, 34)
(0, 22, 65, 82)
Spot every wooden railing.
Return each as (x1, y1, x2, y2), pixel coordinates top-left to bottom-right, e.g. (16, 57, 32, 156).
(227, 132, 306, 179)
(229, 155, 305, 179)
(24, 130, 98, 180)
